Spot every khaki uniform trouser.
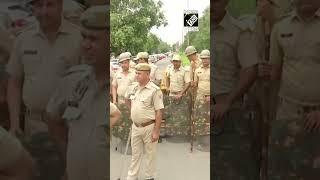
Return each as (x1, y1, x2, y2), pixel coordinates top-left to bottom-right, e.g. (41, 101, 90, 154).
(24, 110, 48, 137)
(127, 123, 157, 180)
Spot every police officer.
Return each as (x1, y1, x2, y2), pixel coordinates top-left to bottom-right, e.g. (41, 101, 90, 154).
(137, 52, 161, 86)
(212, 0, 259, 179)
(193, 49, 210, 151)
(125, 63, 164, 180)
(112, 52, 136, 153)
(268, 0, 320, 178)
(46, 5, 109, 180)
(112, 52, 136, 104)
(164, 54, 191, 137)
(7, 0, 82, 136)
(185, 45, 202, 87)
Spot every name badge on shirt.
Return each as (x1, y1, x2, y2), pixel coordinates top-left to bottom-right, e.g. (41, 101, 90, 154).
(280, 33, 293, 38)
(23, 50, 38, 55)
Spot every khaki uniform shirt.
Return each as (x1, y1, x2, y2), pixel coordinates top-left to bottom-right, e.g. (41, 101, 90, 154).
(0, 127, 23, 170)
(166, 66, 190, 93)
(189, 58, 202, 82)
(7, 19, 82, 111)
(195, 65, 210, 96)
(270, 9, 320, 105)
(213, 12, 258, 95)
(125, 81, 164, 124)
(112, 69, 136, 97)
(256, 0, 293, 62)
(46, 64, 108, 180)
(150, 63, 162, 85)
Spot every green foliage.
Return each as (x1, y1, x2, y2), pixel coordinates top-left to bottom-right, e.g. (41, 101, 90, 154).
(111, 0, 168, 55)
(227, 0, 256, 18)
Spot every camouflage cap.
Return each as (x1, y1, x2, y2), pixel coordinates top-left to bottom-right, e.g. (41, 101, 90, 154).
(185, 46, 197, 56)
(137, 52, 149, 59)
(200, 49, 210, 59)
(80, 5, 109, 30)
(135, 63, 151, 71)
(118, 52, 131, 62)
(172, 54, 182, 61)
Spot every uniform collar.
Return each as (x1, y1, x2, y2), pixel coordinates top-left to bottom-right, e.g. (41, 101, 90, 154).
(216, 11, 232, 29)
(173, 66, 183, 71)
(139, 81, 153, 89)
(201, 64, 210, 69)
(34, 18, 74, 37)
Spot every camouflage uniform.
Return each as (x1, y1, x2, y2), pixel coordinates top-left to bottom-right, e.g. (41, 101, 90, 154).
(212, 12, 259, 179)
(268, 9, 320, 179)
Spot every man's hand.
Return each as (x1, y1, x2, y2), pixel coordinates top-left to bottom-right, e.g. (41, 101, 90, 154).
(258, 62, 272, 79)
(174, 93, 183, 100)
(9, 126, 23, 136)
(213, 101, 232, 123)
(190, 81, 196, 88)
(304, 111, 320, 132)
(151, 129, 160, 143)
(205, 96, 210, 103)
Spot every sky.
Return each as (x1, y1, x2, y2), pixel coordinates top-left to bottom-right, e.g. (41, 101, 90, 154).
(150, 0, 210, 46)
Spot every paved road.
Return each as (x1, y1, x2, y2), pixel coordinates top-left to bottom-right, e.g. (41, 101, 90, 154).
(110, 137, 210, 180)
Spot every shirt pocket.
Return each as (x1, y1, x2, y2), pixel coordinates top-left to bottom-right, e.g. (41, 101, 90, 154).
(139, 95, 152, 108)
(279, 33, 295, 59)
(214, 41, 236, 69)
(22, 54, 41, 76)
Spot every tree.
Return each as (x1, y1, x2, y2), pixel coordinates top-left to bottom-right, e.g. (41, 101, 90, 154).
(111, 0, 167, 56)
(180, 6, 210, 53)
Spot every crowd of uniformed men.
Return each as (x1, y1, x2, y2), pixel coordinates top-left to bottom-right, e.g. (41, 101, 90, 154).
(212, 0, 320, 179)
(0, 0, 109, 180)
(110, 47, 211, 179)
(1, 0, 320, 180)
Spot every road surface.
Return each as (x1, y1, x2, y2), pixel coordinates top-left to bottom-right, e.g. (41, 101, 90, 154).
(110, 136, 210, 180)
